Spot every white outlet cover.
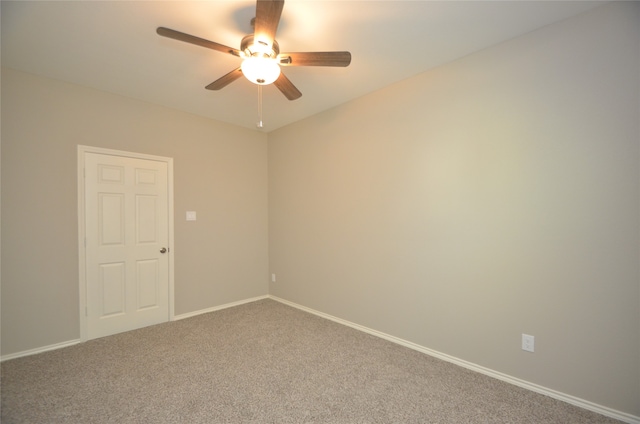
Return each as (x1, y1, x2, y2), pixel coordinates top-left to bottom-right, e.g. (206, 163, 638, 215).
(186, 211, 196, 221)
(522, 334, 535, 352)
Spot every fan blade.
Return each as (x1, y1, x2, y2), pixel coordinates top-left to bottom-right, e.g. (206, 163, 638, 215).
(157, 27, 241, 57)
(254, 0, 284, 49)
(273, 72, 302, 100)
(205, 68, 244, 90)
(279, 51, 351, 67)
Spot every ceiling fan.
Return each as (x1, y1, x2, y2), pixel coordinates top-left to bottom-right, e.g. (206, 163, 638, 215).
(157, 0, 351, 101)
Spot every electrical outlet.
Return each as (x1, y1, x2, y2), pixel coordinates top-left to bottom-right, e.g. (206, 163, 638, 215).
(271, 273, 276, 283)
(522, 334, 535, 352)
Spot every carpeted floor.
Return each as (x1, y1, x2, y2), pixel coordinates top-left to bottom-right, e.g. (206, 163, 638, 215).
(1, 299, 623, 423)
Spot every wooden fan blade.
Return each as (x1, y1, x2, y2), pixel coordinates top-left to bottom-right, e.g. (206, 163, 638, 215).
(279, 51, 351, 67)
(205, 68, 244, 90)
(254, 0, 284, 48)
(157, 27, 241, 57)
(273, 72, 302, 100)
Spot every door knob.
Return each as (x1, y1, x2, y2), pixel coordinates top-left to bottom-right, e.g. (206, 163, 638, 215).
(160, 247, 167, 254)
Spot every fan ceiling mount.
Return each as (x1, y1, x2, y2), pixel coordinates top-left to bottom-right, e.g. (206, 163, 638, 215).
(157, 0, 351, 100)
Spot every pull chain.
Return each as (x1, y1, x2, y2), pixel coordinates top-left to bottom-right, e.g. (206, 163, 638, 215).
(256, 85, 264, 128)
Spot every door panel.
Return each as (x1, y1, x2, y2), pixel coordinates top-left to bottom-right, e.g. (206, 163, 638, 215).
(100, 262, 126, 316)
(99, 193, 125, 245)
(136, 259, 159, 309)
(85, 152, 169, 339)
(136, 195, 157, 243)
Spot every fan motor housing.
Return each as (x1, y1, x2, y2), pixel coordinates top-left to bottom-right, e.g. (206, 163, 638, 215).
(241, 35, 280, 58)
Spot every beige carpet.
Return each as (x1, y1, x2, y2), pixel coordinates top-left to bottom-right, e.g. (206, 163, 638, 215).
(1, 299, 622, 423)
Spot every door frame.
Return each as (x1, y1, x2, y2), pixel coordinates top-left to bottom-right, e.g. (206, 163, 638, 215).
(77, 145, 175, 342)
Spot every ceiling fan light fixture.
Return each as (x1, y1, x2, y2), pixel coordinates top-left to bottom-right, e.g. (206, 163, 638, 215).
(157, 0, 350, 101)
(241, 56, 281, 85)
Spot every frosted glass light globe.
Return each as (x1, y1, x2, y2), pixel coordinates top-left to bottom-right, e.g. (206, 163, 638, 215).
(241, 56, 281, 85)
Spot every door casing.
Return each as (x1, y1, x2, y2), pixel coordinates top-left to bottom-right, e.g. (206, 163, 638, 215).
(77, 145, 175, 341)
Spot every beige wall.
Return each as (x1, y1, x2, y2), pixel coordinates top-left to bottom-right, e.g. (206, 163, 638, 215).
(1, 1, 638, 419)
(1, 68, 269, 355)
(268, 2, 639, 416)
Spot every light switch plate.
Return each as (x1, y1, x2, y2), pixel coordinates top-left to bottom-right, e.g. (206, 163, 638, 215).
(522, 334, 535, 352)
(186, 211, 197, 221)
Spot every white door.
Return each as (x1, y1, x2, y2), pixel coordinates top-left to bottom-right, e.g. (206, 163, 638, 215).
(84, 152, 170, 340)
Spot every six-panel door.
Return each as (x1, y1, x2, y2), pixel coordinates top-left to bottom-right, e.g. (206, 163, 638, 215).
(84, 152, 169, 340)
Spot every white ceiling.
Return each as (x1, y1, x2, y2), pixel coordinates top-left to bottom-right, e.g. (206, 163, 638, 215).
(1, 0, 606, 132)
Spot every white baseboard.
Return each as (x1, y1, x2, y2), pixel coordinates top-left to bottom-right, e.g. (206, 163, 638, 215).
(1, 295, 271, 361)
(1, 339, 82, 362)
(269, 295, 639, 424)
(3, 294, 637, 424)
(173, 295, 270, 321)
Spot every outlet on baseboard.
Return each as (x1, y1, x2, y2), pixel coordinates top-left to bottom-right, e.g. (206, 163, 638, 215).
(522, 334, 535, 352)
